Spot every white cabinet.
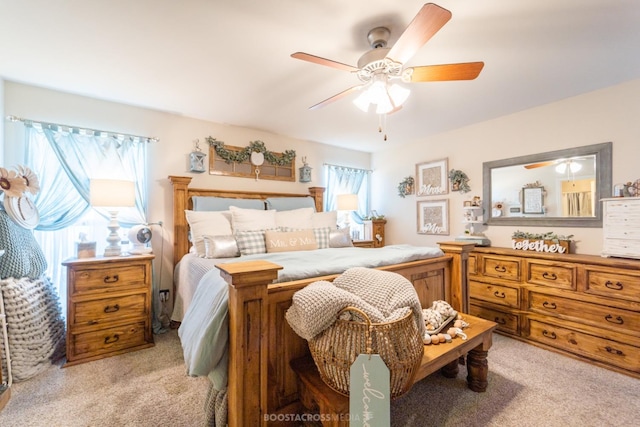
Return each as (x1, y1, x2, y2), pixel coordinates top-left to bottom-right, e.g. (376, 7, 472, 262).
(602, 197, 640, 259)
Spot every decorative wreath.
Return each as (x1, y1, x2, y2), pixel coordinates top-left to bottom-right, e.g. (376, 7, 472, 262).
(448, 169, 471, 193)
(397, 176, 415, 198)
(205, 137, 296, 166)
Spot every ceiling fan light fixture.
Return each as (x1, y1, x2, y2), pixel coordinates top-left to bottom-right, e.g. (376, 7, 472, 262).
(555, 160, 582, 174)
(352, 78, 410, 115)
(388, 83, 410, 107)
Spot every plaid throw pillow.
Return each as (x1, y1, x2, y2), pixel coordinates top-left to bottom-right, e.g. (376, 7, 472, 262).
(235, 230, 267, 255)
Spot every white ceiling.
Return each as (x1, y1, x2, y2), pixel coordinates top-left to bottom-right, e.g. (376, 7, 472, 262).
(2, 0, 640, 153)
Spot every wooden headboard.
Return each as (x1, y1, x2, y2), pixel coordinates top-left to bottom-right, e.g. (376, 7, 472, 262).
(168, 176, 326, 266)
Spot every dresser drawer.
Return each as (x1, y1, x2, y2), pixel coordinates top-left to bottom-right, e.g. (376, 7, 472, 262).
(604, 198, 640, 216)
(584, 268, 640, 303)
(602, 239, 640, 259)
(468, 253, 478, 276)
(470, 303, 519, 335)
(69, 263, 149, 295)
(527, 319, 640, 373)
(469, 280, 519, 308)
(70, 293, 149, 328)
(526, 261, 575, 290)
(481, 256, 521, 282)
(526, 291, 640, 336)
(67, 320, 149, 361)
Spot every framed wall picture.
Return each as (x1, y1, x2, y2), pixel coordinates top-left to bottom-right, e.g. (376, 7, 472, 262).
(522, 186, 544, 214)
(416, 199, 449, 235)
(416, 158, 448, 196)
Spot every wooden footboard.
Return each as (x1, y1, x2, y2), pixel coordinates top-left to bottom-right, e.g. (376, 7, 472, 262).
(217, 242, 473, 427)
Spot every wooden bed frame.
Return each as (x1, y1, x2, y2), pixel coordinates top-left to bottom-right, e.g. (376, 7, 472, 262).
(169, 176, 474, 426)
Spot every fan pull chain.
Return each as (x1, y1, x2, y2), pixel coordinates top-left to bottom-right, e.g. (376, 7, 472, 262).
(378, 114, 388, 141)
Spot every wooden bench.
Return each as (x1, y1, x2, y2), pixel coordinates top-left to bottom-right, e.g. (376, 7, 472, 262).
(290, 314, 497, 426)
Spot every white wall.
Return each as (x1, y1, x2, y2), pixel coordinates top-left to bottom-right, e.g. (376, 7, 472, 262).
(2, 81, 371, 293)
(371, 78, 640, 255)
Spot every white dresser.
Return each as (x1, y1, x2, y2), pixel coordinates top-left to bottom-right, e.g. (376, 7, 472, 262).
(602, 197, 640, 259)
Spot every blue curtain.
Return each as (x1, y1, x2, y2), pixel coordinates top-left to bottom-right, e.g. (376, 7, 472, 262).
(24, 124, 165, 334)
(26, 124, 146, 228)
(324, 164, 370, 224)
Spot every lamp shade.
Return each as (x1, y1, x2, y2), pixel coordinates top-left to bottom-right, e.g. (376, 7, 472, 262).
(337, 194, 359, 211)
(90, 179, 136, 208)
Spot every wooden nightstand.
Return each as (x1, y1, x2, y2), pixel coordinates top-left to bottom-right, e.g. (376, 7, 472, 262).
(62, 254, 155, 366)
(352, 239, 375, 248)
(372, 219, 387, 248)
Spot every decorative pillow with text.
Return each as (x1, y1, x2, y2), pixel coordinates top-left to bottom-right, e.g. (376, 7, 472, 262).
(265, 229, 318, 253)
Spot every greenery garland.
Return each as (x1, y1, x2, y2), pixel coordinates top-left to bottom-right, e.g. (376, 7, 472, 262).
(205, 137, 296, 166)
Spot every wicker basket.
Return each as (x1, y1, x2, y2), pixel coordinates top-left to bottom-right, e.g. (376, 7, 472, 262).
(308, 307, 423, 399)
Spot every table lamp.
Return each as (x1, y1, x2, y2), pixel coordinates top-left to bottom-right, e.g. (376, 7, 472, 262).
(90, 179, 136, 256)
(336, 194, 358, 230)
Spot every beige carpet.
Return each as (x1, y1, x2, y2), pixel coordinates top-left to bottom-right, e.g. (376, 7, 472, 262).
(1, 330, 639, 427)
(0, 329, 208, 427)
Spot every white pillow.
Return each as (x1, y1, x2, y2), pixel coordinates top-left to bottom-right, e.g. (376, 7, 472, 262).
(329, 228, 353, 248)
(275, 207, 314, 229)
(185, 210, 233, 256)
(312, 211, 338, 229)
(229, 206, 277, 231)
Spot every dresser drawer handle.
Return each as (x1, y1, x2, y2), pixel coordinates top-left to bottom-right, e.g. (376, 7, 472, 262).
(604, 314, 624, 324)
(494, 317, 507, 325)
(493, 291, 506, 299)
(494, 265, 507, 273)
(542, 330, 556, 339)
(542, 301, 557, 309)
(605, 346, 624, 356)
(104, 334, 120, 344)
(104, 304, 120, 313)
(605, 280, 623, 290)
(542, 272, 557, 280)
(104, 275, 120, 284)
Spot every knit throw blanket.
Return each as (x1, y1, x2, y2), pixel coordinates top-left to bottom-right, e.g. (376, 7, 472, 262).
(285, 267, 425, 341)
(0, 275, 66, 381)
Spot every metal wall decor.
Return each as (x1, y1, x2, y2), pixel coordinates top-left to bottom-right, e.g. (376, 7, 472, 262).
(299, 157, 312, 183)
(189, 139, 207, 173)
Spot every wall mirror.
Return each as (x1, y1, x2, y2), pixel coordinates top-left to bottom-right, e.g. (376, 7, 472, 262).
(483, 142, 612, 227)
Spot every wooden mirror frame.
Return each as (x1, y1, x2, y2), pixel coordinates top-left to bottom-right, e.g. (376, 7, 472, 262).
(483, 142, 612, 228)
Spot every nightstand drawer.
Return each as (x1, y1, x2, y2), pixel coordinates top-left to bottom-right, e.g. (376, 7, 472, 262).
(69, 263, 149, 295)
(481, 256, 521, 282)
(68, 320, 149, 361)
(70, 293, 149, 328)
(469, 280, 519, 308)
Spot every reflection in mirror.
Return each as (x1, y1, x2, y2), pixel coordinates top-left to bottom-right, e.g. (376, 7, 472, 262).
(483, 142, 612, 228)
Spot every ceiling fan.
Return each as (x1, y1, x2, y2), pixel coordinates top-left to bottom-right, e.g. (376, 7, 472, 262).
(291, 3, 484, 114)
(524, 157, 589, 170)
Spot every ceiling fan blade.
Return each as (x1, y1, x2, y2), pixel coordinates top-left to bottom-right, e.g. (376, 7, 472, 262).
(291, 52, 359, 72)
(406, 62, 485, 82)
(309, 85, 362, 110)
(386, 3, 452, 65)
(524, 161, 556, 169)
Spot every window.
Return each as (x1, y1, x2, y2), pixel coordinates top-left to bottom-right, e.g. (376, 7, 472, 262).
(324, 164, 371, 238)
(23, 123, 149, 317)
